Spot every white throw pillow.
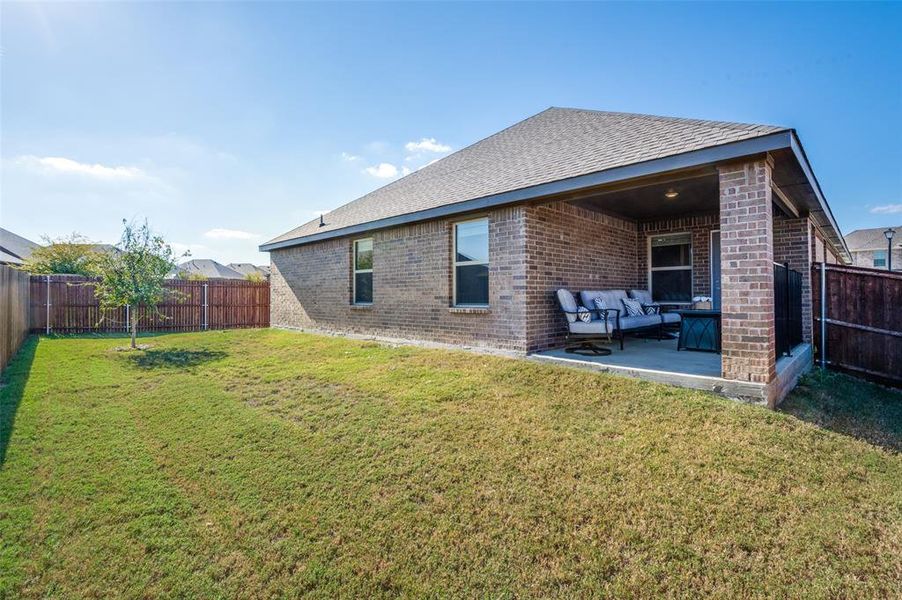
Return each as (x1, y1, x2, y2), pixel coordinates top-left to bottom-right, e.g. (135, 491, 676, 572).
(592, 297, 607, 314)
(621, 298, 644, 317)
(576, 307, 592, 323)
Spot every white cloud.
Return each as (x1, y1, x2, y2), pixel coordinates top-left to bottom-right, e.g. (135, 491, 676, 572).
(870, 204, 902, 214)
(169, 242, 207, 257)
(16, 155, 146, 180)
(364, 163, 399, 178)
(203, 228, 260, 240)
(401, 166, 411, 176)
(341, 152, 360, 162)
(404, 138, 451, 153)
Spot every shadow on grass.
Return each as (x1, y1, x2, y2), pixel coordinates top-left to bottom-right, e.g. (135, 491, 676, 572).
(1, 336, 39, 466)
(780, 368, 902, 452)
(128, 348, 227, 370)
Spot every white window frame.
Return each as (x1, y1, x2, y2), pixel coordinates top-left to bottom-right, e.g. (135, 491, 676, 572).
(452, 218, 490, 307)
(647, 231, 693, 305)
(873, 249, 887, 268)
(352, 238, 373, 305)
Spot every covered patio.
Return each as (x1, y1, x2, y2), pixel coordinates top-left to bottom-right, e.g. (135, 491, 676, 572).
(526, 153, 820, 406)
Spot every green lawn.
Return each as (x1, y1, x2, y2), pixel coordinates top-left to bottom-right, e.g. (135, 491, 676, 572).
(1, 329, 899, 598)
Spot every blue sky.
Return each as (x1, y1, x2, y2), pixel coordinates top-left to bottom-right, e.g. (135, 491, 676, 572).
(2, 2, 900, 265)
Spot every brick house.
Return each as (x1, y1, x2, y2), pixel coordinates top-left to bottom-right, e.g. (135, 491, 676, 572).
(845, 226, 902, 271)
(262, 108, 849, 406)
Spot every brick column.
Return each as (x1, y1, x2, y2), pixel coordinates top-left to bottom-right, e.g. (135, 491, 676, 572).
(773, 213, 814, 343)
(718, 158, 776, 383)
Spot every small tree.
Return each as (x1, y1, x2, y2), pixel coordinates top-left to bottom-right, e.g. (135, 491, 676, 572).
(21, 233, 103, 275)
(244, 271, 265, 283)
(94, 220, 179, 349)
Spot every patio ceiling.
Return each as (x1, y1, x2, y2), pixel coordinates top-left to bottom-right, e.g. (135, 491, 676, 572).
(569, 172, 719, 221)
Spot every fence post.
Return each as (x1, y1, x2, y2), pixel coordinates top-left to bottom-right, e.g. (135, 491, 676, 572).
(125, 304, 130, 333)
(820, 263, 827, 368)
(45, 274, 51, 335)
(203, 283, 208, 331)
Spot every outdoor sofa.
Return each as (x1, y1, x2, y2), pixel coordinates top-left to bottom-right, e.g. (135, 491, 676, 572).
(556, 289, 683, 352)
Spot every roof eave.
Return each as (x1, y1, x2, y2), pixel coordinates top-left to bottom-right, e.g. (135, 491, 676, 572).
(787, 131, 852, 263)
(260, 130, 802, 252)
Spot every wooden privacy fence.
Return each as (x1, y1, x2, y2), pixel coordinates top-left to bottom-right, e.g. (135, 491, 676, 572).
(29, 275, 269, 333)
(812, 263, 901, 387)
(1, 265, 31, 373)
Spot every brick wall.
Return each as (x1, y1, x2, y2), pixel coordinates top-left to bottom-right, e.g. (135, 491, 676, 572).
(270, 206, 529, 352)
(773, 212, 813, 342)
(718, 158, 776, 384)
(851, 249, 902, 270)
(638, 214, 719, 298)
(523, 200, 638, 351)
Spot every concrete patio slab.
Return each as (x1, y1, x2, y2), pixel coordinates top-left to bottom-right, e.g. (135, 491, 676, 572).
(530, 338, 813, 407)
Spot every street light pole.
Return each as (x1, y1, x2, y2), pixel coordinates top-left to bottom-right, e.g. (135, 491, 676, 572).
(885, 228, 895, 272)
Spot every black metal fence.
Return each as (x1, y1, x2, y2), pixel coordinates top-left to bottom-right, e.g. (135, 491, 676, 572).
(774, 262, 803, 357)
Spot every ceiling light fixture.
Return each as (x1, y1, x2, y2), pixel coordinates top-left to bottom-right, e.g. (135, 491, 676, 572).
(664, 189, 679, 199)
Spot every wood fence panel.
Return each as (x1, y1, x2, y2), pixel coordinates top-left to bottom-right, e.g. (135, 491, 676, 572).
(28, 275, 269, 333)
(813, 263, 902, 386)
(1, 265, 31, 373)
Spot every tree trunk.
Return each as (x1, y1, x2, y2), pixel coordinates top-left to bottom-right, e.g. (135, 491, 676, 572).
(131, 308, 138, 349)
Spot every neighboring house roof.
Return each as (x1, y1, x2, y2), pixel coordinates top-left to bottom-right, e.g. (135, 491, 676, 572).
(844, 226, 901, 251)
(0, 228, 41, 265)
(227, 263, 270, 277)
(89, 243, 121, 256)
(170, 259, 244, 279)
(263, 107, 792, 250)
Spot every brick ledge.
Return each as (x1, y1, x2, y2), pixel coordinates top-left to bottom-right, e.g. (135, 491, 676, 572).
(448, 306, 490, 315)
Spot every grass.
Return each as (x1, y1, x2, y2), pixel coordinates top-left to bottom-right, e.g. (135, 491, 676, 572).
(0, 329, 899, 598)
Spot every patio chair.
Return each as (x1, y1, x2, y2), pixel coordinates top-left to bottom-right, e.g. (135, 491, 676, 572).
(555, 289, 614, 356)
(579, 290, 664, 350)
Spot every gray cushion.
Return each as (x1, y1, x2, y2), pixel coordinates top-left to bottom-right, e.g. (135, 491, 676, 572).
(569, 320, 614, 335)
(557, 289, 579, 323)
(618, 314, 662, 331)
(580, 290, 627, 317)
(661, 312, 681, 324)
(629, 289, 653, 305)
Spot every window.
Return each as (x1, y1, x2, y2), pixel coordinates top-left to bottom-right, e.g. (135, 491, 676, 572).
(649, 233, 692, 303)
(453, 219, 489, 306)
(353, 238, 373, 304)
(873, 250, 887, 268)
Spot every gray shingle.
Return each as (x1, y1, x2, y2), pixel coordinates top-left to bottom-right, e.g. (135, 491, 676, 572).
(845, 226, 901, 251)
(169, 259, 245, 279)
(0, 228, 40, 264)
(266, 107, 786, 246)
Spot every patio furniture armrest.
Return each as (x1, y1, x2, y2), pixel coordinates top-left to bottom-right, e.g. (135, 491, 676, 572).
(593, 307, 620, 329)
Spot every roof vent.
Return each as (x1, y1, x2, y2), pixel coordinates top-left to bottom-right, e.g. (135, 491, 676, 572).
(319, 214, 325, 227)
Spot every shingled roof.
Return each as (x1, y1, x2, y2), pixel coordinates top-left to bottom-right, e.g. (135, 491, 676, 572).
(263, 107, 789, 250)
(845, 226, 901, 251)
(169, 259, 244, 279)
(0, 228, 40, 265)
